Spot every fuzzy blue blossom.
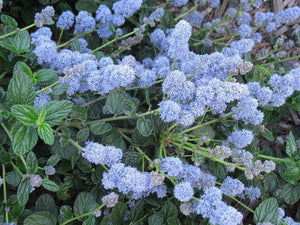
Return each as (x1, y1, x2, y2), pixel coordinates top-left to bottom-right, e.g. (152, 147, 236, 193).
(57, 11, 74, 30)
(167, 20, 192, 60)
(170, 0, 188, 6)
(34, 6, 55, 27)
(269, 73, 294, 98)
(162, 70, 195, 102)
(247, 82, 272, 105)
(209, 0, 220, 8)
(290, 68, 300, 91)
(228, 129, 254, 149)
(151, 29, 168, 51)
(232, 149, 254, 170)
(232, 97, 264, 125)
(177, 110, 195, 127)
(148, 8, 164, 27)
(270, 93, 286, 107)
(112, 14, 125, 26)
(174, 182, 194, 202)
(228, 8, 237, 17)
(34, 92, 51, 109)
(254, 12, 266, 26)
(266, 22, 276, 33)
(282, 217, 300, 225)
(112, 0, 143, 18)
(82, 141, 123, 167)
(97, 23, 113, 38)
(252, 32, 263, 43)
(238, 12, 251, 25)
(222, 39, 254, 56)
(98, 57, 114, 68)
(237, 24, 252, 38)
(275, 6, 300, 25)
(152, 185, 167, 198)
(137, 69, 157, 88)
(220, 176, 245, 196)
(184, 10, 203, 26)
(244, 186, 261, 202)
(74, 11, 96, 34)
(152, 56, 170, 77)
(96, 5, 112, 23)
(44, 166, 56, 175)
(34, 40, 57, 65)
(31, 27, 52, 45)
(76, 38, 90, 53)
(160, 157, 183, 177)
(158, 100, 181, 122)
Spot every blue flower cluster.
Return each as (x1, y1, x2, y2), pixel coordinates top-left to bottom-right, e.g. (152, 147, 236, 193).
(82, 141, 123, 167)
(220, 176, 245, 196)
(228, 129, 254, 148)
(34, 6, 55, 28)
(56, 11, 74, 30)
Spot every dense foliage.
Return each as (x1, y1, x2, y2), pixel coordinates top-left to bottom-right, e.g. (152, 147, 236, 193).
(0, 0, 300, 224)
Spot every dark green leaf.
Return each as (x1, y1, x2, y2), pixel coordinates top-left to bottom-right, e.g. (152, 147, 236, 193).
(7, 65, 35, 105)
(122, 99, 137, 116)
(105, 89, 126, 115)
(129, 200, 144, 222)
(283, 165, 300, 185)
(103, 129, 126, 150)
(90, 121, 112, 135)
(75, 0, 98, 13)
(161, 10, 175, 28)
(123, 150, 142, 168)
(11, 105, 37, 126)
(42, 178, 60, 192)
(1, 15, 18, 29)
(11, 203, 25, 217)
(73, 192, 98, 220)
(42, 100, 73, 126)
(209, 161, 227, 180)
(26, 151, 38, 174)
(260, 129, 274, 141)
(167, 217, 181, 225)
(58, 205, 73, 223)
(35, 194, 58, 216)
(148, 213, 163, 225)
(35, 69, 58, 83)
(83, 216, 96, 225)
(38, 123, 54, 145)
(280, 183, 300, 204)
(286, 131, 298, 159)
(24, 211, 57, 225)
(111, 202, 128, 225)
(47, 154, 60, 166)
(254, 197, 279, 223)
(52, 83, 69, 95)
(136, 118, 153, 137)
(17, 178, 32, 206)
(76, 128, 90, 142)
(161, 201, 178, 220)
(13, 30, 30, 54)
(6, 170, 21, 187)
(11, 123, 38, 155)
(71, 105, 87, 120)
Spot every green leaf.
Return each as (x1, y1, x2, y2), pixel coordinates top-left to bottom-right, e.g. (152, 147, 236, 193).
(148, 213, 163, 225)
(161, 10, 175, 28)
(7, 65, 35, 105)
(76, 128, 90, 142)
(254, 197, 279, 224)
(42, 100, 73, 126)
(47, 154, 60, 166)
(129, 200, 144, 222)
(38, 123, 54, 145)
(11, 123, 38, 155)
(6, 170, 21, 187)
(123, 150, 142, 168)
(103, 129, 126, 150)
(209, 161, 227, 180)
(13, 61, 32, 77)
(105, 89, 126, 115)
(35, 194, 58, 216)
(122, 99, 137, 116)
(17, 178, 32, 206)
(167, 217, 181, 225)
(26, 151, 38, 174)
(73, 192, 98, 220)
(161, 201, 178, 220)
(1, 14, 18, 29)
(90, 122, 112, 135)
(11, 105, 38, 126)
(260, 129, 274, 141)
(42, 178, 60, 192)
(83, 216, 96, 225)
(283, 165, 300, 185)
(286, 131, 298, 159)
(70, 39, 82, 52)
(35, 69, 58, 83)
(13, 30, 31, 54)
(24, 211, 57, 225)
(111, 202, 128, 225)
(280, 183, 300, 204)
(75, 0, 98, 13)
(136, 118, 153, 137)
(11, 203, 25, 217)
(58, 205, 73, 223)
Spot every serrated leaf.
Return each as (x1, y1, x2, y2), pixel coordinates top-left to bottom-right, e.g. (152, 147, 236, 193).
(35, 69, 58, 83)
(254, 197, 278, 223)
(90, 121, 112, 135)
(7, 65, 35, 105)
(47, 154, 60, 166)
(38, 123, 54, 145)
(41, 100, 73, 126)
(42, 178, 60, 192)
(283, 165, 300, 185)
(105, 89, 126, 115)
(148, 213, 163, 225)
(136, 118, 153, 137)
(1, 14, 18, 29)
(6, 170, 21, 187)
(280, 183, 300, 204)
(13, 30, 30, 54)
(58, 205, 73, 223)
(111, 202, 128, 225)
(103, 129, 126, 150)
(35, 194, 58, 216)
(74, 192, 98, 220)
(83, 216, 96, 225)
(76, 128, 90, 142)
(286, 131, 298, 159)
(123, 150, 142, 168)
(11, 122, 38, 155)
(17, 178, 32, 206)
(161, 201, 178, 220)
(26, 151, 38, 174)
(24, 211, 57, 225)
(11, 105, 38, 126)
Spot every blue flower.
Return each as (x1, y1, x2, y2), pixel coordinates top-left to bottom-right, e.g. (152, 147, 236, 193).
(174, 182, 194, 202)
(57, 11, 74, 30)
